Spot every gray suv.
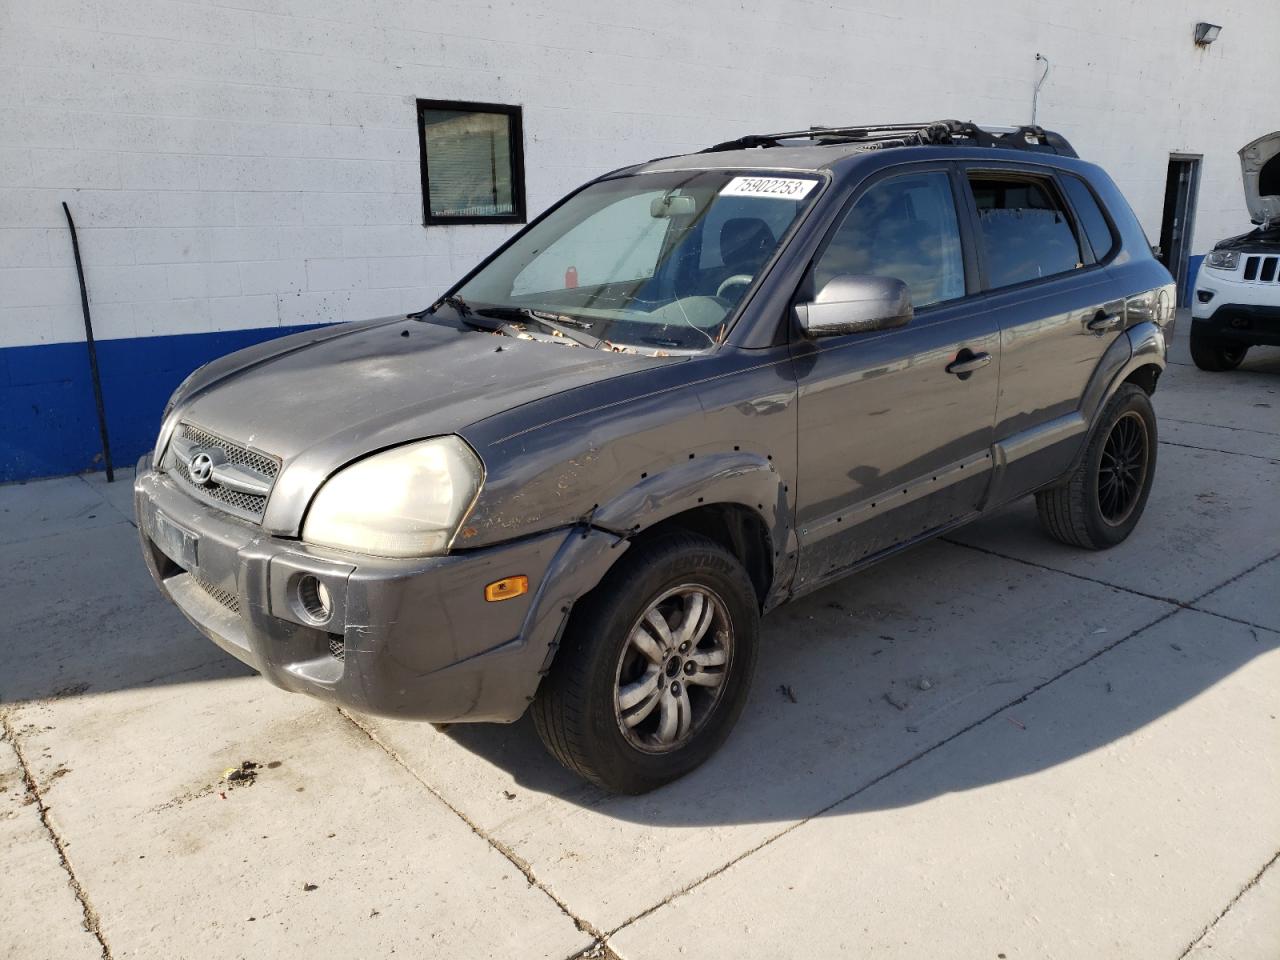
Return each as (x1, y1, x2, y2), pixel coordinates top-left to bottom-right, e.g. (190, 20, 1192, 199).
(136, 121, 1176, 793)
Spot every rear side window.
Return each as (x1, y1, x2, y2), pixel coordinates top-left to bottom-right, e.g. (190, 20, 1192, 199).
(814, 170, 965, 309)
(1060, 175, 1116, 261)
(968, 175, 1082, 288)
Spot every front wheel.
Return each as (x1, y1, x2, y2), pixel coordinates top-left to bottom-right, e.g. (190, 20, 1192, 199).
(1036, 383, 1157, 549)
(532, 533, 760, 794)
(1190, 331, 1247, 371)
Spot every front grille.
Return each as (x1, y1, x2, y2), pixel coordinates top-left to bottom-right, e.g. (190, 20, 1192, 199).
(1243, 255, 1279, 283)
(192, 573, 241, 615)
(328, 635, 345, 661)
(166, 422, 280, 521)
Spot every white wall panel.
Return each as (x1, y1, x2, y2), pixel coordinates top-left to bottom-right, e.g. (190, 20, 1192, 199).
(1, 0, 1277, 348)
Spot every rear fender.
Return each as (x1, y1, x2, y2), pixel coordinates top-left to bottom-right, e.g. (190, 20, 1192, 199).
(1065, 320, 1164, 476)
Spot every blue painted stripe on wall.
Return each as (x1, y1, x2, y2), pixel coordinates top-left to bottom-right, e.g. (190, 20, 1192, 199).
(0, 324, 329, 483)
(1186, 253, 1205, 306)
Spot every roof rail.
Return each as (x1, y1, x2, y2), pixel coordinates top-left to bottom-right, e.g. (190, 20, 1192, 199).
(701, 120, 1078, 158)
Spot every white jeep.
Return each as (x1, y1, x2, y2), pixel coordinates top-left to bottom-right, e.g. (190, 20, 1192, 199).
(1191, 132, 1280, 371)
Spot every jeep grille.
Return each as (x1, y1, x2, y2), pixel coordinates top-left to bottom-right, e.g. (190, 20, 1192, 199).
(1242, 255, 1279, 283)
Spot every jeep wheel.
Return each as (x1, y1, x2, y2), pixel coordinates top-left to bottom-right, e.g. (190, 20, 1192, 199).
(532, 533, 759, 794)
(1036, 383, 1157, 549)
(1189, 332, 1247, 371)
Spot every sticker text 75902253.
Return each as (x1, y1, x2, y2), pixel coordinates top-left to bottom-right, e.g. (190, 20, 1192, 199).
(719, 176, 818, 200)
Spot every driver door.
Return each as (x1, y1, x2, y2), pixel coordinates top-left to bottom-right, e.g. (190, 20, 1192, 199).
(792, 165, 1000, 589)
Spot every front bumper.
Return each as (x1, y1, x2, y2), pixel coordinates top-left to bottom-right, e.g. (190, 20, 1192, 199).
(1191, 303, 1280, 348)
(135, 456, 624, 722)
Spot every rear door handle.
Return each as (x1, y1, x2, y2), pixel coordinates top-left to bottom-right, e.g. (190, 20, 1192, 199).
(1087, 311, 1123, 334)
(946, 351, 992, 376)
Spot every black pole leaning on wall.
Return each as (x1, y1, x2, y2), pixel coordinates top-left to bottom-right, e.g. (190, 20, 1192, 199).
(61, 201, 114, 483)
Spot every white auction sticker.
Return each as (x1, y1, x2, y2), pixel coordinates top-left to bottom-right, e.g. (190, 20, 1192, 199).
(719, 176, 818, 200)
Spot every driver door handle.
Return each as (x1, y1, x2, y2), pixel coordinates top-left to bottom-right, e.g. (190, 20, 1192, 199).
(945, 351, 992, 376)
(1087, 311, 1123, 334)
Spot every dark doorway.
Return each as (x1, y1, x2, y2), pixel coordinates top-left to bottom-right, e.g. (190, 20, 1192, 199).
(1157, 155, 1202, 307)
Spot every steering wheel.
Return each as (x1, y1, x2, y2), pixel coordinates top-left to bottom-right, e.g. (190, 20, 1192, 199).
(715, 274, 754, 301)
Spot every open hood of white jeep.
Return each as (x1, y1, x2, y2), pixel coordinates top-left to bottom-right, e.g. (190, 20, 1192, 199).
(1240, 131, 1280, 226)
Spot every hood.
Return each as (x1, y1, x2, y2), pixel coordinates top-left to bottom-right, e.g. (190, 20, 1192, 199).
(1213, 225, 1280, 252)
(1240, 131, 1280, 227)
(173, 316, 660, 534)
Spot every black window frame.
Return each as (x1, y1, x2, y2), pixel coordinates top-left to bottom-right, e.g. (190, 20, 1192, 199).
(416, 98, 527, 227)
(959, 165, 1088, 294)
(1056, 172, 1119, 266)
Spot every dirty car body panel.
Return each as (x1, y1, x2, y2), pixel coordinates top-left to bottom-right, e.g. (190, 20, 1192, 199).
(136, 125, 1175, 728)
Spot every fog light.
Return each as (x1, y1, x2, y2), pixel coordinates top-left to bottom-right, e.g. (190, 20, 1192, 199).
(297, 575, 332, 623)
(1196, 290, 1213, 304)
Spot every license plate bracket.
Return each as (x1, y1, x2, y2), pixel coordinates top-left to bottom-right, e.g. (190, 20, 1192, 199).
(153, 510, 199, 571)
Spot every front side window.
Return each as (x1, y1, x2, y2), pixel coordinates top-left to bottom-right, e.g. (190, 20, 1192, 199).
(418, 99, 525, 225)
(453, 171, 822, 351)
(968, 174, 1082, 288)
(813, 170, 965, 309)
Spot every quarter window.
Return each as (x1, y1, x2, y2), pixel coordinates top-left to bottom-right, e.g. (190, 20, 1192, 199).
(1060, 175, 1116, 262)
(968, 175, 1082, 288)
(417, 99, 525, 225)
(814, 171, 965, 310)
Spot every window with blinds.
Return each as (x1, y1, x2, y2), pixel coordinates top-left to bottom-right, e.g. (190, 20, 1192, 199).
(417, 100, 525, 225)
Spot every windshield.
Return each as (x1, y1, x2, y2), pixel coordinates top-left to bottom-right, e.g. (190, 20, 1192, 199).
(450, 170, 823, 351)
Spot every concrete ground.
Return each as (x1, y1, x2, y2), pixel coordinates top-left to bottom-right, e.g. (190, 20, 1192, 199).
(2, 319, 1278, 960)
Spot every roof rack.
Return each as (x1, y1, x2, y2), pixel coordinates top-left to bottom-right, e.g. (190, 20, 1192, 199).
(701, 120, 1078, 158)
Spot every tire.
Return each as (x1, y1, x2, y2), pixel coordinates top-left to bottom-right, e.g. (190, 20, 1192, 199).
(1190, 332, 1247, 371)
(1036, 383, 1157, 550)
(532, 532, 760, 794)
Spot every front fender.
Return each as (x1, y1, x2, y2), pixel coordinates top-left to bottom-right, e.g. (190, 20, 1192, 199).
(591, 452, 788, 544)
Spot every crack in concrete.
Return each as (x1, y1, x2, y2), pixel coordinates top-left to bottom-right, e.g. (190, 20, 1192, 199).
(0, 711, 111, 960)
(74, 472, 138, 525)
(563, 940, 625, 960)
(1177, 849, 1280, 959)
(943, 540, 1280, 636)
(605, 602, 1188, 938)
(1160, 416, 1280, 439)
(1159, 438, 1280, 463)
(336, 708, 606, 946)
(598, 542, 1280, 938)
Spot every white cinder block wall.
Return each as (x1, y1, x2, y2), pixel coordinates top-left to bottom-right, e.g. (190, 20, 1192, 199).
(2, 0, 1278, 479)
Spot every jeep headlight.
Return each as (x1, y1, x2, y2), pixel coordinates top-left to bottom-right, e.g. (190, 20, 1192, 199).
(302, 437, 483, 558)
(1205, 250, 1240, 271)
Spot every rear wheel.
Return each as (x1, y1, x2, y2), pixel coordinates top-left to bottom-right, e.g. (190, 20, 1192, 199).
(532, 532, 759, 794)
(1036, 384, 1157, 549)
(1190, 332, 1247, 371)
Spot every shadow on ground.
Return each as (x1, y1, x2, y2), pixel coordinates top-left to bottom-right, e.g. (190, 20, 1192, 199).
(431, 562, 1275, 825)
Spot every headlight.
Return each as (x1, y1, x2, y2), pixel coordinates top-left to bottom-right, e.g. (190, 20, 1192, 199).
(302, 436, 483, 558)
(1205, 250, 1240, 271)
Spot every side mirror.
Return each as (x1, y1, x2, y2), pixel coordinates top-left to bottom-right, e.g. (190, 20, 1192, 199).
(795, 275, 913, 338)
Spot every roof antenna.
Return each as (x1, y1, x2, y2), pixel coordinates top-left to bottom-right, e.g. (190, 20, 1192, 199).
(1031, 53, 1051, 126)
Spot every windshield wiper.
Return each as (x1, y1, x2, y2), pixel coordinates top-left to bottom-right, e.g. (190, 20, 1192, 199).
(419, 296, 604, 349)
(473, 305, 604, 349)
(422, 294, 526, 339)
(407, 293, 468, 321)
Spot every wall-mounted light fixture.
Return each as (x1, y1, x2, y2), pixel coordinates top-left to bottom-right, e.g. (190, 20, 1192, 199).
(1194, 22, 1222, 46)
